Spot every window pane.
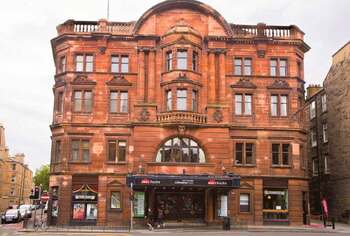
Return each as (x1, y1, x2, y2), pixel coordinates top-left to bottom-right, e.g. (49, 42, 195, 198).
(234, 58, 242, 75)
(176, 89, 187, 111)
(85, 55, 93, 72)
(246, 143, 254, 164)
(282, 144, 289, 165)
(235, 94, 242, 115)
(121, 56, 129, 73)
(177, 50, 187, 70)
(272, 144, 280, 165)
(84, 91, 92, 112)
(166, 90, 172, 111)
(74, 91, 82, 112)
(82, 141, 90, 161)
(110, 92, 118, 113)
(271, 95, 278, 116)
(71, 141, 79, 161)
(166, 51, 173, 71)
(111, 56, 119, 73)
(270, 59, 277, 76)
(240, 193, 250, 212)
(279, 59, 287, 77)
(280, 95, 288, 116)
(192, 51, 198, 71)
(118, 141, 126, 162)
(120, 92, 128, 112)
(235, 143, 243, 164)
(192, 90, 198, 112)
(244, 95, 252, 115)
(76, 55, 84, 72)
(111, 192, 121, 209)
(108, 141, 116, 162)
(55, 141, 61, 162)
(244, 58, 252, 75)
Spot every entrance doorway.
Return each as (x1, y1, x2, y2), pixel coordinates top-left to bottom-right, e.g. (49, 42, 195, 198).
(155, 191, 205, 221)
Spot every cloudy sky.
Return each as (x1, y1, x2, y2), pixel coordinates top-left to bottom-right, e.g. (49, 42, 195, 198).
(0, 0, 349, 171)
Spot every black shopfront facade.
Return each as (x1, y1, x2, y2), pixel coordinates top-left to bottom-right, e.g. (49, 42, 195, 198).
(127, 174, 240, 224)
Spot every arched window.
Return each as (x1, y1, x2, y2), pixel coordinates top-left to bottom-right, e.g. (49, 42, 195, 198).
(156, 137, 205, 163)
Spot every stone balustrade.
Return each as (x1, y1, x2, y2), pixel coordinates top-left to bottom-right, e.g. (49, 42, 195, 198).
(157, 111, 207, 124)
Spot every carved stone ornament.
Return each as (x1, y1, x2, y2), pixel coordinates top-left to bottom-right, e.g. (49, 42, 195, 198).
(267, 79, 291, 89)
(231, 78, 257, 89)
(178, 125, 186, 135)
(139, 108, 150, 121)
(99, 46, 107, 54)
(71, 75, 96, 85)
(213, 109, 223, 123)
(257, 49, 266, 58)
(106, 75, 132, 86)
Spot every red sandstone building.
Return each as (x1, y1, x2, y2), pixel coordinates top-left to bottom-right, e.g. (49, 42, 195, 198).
(49, 0, 310, 227)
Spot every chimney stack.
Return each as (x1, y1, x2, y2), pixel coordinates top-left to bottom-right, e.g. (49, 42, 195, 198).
(306, 84, 322, 98)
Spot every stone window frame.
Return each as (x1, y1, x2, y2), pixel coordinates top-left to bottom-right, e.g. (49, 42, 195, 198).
(233, 141, 256, 167)
(233, 93, 254, 116)
(269, 93, 290, 118)
(269, 57, 289, 77)
(108, 190, 123, 212)
(310, 128, 317, 147)
(71, 89, 94, 114)
(69, 137, 91, 163)
(270, 142, 292, 168)
(309, 100, 316, 120)
(233, 57, 253, 76)
(51, 139, 62, 164)
(54, 89, 65, 114)
(110, 54, 130, 74)
(321, 94, 327, 113)
(238, 191, 252, 213)
(108, 90, 129, 114)
(322, 123, 328, 143)
(162, 84, 201, 112)
(324, 155, 330, 174)
(74, 53, 95, 73)
(56, 55, 67, 75)
(106, 139, 128, 164)
(312, 158, 319, 176)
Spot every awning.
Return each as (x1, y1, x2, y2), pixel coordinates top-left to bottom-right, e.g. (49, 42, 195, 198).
(126, 173, 240, 189)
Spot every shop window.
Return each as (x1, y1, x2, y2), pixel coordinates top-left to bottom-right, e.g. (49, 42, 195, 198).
(73, 90, 93, 113)
(166, 51, 173, 71)
(166, 90, 172, 111)
(177, 50, 187, 70)
(111, 55, 129, 73)
(56, 92, 64, 113)
(54, 140, 61, 163)
(110, 191, 122, 210)
(235, 142, 254, 165)
(58, 56, 66, 73)
(192, 51, 199, 71)
(321, 94, 327, 112)
(235, 94, 252, 115)
(71, 139, 90, 162)
(312, 159, 319, 176)
(72, 185, 98, 221)
(133, 192, 145, 217)
(156, 137, 205, 163)
(323, 123, 328, 143)
(192, 90, 198, 112)
(311, 128, 317, 147)
(310, 101, 316, 119)
(217, 195, 228, 217)
(272, 143, 290, 166)
(110, 91, 128, 113)
(107, 140, 127, 162)
(270, 58, 288, 77)
(239, 193, 250, 213)
(271, 95, 288, 117)
(176, 89, 187, 110)
(263, 189, 288, 222)
(75, 54, 93, 72)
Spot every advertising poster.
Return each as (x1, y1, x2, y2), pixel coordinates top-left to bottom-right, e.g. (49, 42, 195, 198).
(86, 204, 97, 220)
(73, 203, 85, 220)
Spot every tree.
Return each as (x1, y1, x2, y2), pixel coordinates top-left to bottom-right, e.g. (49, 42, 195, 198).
(33, 164, 50, 191)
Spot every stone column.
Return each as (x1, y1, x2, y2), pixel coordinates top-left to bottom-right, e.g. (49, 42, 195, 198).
(219, 52, 226, 104)
(97, 175, 107, 226)
(148, 50, 156, 103)
(208, 51, 216, 104)
(137, 49, 145, 103)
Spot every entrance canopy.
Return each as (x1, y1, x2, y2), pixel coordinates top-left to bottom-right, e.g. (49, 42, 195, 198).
(126, 173, 240, 189)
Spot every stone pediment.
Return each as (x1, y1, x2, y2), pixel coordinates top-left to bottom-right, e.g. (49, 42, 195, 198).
(231, 78, 256, 89)
(161, 73, 202, 87)
(71, 75, 96, 85)
(240, 182, 254, 189)
(107, 180, 124, 186)
(106, 75, 132, 86)
(267, 79, 291, 89)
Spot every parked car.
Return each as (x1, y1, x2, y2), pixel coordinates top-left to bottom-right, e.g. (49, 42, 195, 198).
(19, 205, 32, 218)
(1, 209, 22, 223)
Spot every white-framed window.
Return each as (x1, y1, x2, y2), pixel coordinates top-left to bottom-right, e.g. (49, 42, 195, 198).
(323, 123, 328, 143)
(239, 193, 250, 213)
(312, 159, 319, 176)
(311, 129, 317, 147)
(324, 156, 330, 174)
(310, 101, 316, 119)
(321, 94, 327, 112)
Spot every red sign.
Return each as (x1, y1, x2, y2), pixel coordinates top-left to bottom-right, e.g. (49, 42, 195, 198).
(41, 195, 49, 201)
(208, 179, 216, 185)
(141, 178, 150, 184)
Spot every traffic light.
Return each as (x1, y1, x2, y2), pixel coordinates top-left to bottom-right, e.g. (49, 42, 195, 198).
(30, 186, 41, 200)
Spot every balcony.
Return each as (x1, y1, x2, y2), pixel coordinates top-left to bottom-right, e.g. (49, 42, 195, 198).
(157, 111, 207, 125)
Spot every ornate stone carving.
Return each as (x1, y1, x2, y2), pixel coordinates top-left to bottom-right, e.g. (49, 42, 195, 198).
(231, 78, 256, 89)
(99, 46, 107, 54)
(106, 75, 132, 86)
(257, 49, 265, 58)
(267, 79, 291, 89)
(139, 108, 150, 121)
(71, 75, 96, 85)
(213, 109, 223, 123)
(178, 125, 186, 134)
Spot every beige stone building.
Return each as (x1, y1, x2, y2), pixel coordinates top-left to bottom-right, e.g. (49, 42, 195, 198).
(0, 123, 34, 212)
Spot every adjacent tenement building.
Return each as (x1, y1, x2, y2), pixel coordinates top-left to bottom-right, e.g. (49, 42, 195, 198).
(324, 42, 350, 222)
(49, 0, 310, 226)
(0, 124, 34, 212)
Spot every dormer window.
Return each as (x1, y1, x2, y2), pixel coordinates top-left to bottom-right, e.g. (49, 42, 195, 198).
(177, 50, 188, 70)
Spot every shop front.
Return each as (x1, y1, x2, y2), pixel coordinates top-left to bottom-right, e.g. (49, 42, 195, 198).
(71, 185, 98, 225)
(127, 174, 240, 225)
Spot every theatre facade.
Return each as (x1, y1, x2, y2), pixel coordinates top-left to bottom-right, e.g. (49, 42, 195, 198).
(48, 0, 310, 227)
